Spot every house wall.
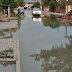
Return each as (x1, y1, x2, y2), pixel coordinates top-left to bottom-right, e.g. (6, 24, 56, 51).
(56, 5, 72, 13)
(66, 5, 72, 13)
(56, 6, 65, 13)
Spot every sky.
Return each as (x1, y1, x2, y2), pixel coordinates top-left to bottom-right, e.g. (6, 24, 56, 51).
(24, 0, 40, 2)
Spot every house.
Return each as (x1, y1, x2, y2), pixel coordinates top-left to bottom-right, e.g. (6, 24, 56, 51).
(26, 1, 40, 8)
(56, 0, 71, 2)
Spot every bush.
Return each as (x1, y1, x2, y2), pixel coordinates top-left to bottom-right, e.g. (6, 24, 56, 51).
(68, 1, 72, 5)
(31, 2, 40, 8)
(58, 2, 65, 9)
(43, 0, 50, 6)
(49, 0, 57, 12)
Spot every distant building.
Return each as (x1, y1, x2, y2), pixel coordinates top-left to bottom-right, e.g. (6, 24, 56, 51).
(26, 1, 40, 8)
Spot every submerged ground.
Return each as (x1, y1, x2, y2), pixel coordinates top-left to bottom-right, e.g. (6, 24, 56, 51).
(0, 10, 72, 72)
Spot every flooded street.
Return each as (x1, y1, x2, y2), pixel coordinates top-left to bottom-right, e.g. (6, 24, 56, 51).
(0, 10, 72, 72)
(13, 10, 72, 72)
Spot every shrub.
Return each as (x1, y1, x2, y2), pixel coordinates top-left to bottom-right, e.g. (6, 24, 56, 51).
(31, 2, 40, 8)
(58, 2, 65, 9)
(49, 0, 57, 12)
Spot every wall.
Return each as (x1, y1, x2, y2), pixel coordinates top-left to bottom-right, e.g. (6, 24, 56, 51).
(56, 5, 72, 13)
(56, 6, 65, 13)
(66, 5, 72, 13)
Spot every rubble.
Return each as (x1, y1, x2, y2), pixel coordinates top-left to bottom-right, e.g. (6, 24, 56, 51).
(60, 10, 72, 20)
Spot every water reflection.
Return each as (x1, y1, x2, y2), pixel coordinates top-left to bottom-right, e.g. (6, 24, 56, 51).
(0, 15, 23, 72)
(61, 20, 72, 39)
(0, 31, 5, 36)
(0, 15, 22, 39)
(32, 16, 42, 22)
(2, 28, 19, 39)
(42, 15, 72, 39)
(12, 10, 72, 72)
(30, 15, 72, 72)
(42, 15, 62, 29)
(30, 37, 72, 72)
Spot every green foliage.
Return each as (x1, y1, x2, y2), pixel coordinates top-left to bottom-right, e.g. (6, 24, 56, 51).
(49, 0, 57, 12)
(0, 5, 4, 10)
(68, 1, 72, 5)
(43, 0, 50, 6)
(18, 0, 24, 6)
(31, 2, 40, 8)
(0, 0, 24, 9)
(58, 1, 65, 9)
(0, 1, 4, 10)
(1, 0, 19, 8)
(43, 0, 56, 7)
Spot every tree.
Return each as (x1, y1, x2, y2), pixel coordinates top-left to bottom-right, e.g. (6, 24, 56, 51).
(0, 0, 24, 9)
(1, 0, 19, 8)
(43, 0, 50, 6)
(58, 1, 65, 9)
(0, 0, 4, 10)
(49, 0, 57, 12)
(31, 2, 40, 8)
(18, 0, 24, 6)
(43, 0, 56, 7)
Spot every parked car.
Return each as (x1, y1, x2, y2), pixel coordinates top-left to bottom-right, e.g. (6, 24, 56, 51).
(24, 4, 29, 9)
(18, 7, 24, 14)
(32, 7, 41, 16)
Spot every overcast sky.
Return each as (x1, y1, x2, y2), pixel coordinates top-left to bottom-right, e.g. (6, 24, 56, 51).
(24, 0, 40, 2)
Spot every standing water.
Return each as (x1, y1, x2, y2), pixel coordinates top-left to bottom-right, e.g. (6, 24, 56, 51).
(1, 10, 72, 72)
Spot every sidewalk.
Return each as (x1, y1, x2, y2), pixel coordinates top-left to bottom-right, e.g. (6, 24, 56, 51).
(42, 11, 64, 16)
(0, 20, 18, 29)
(0, 14, 17, 21)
